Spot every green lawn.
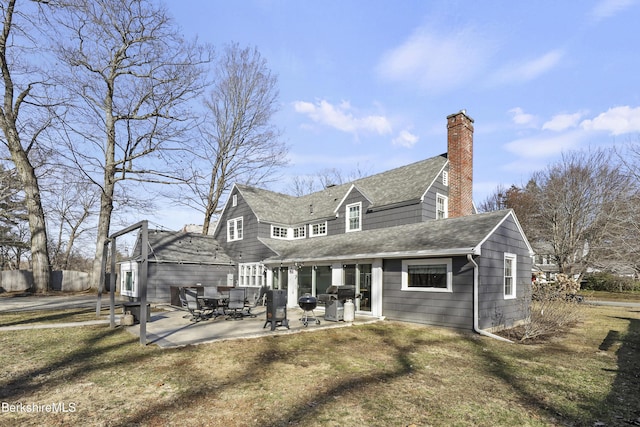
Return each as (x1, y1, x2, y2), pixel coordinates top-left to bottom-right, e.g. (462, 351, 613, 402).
(582, 290, 640, 302)
(0, 303, 638, 426)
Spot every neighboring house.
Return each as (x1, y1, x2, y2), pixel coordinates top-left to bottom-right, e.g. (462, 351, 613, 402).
(532, 242, 560, 283)
(120, 229, 235, 305)
(209, 111, 534, 331)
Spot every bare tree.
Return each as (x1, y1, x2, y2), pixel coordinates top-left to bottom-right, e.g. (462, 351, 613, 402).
(0, 0, 53, 290)
(287, 165, 372, 196)
(179, 43, 287, 235)
(0, 162, 28, 269)
(51, 0, 211, 286)
(477, 184, 510, 213)
(45, 169, 99, 270)
(529, 149, 632, 279)
(613, 140, 640, 275)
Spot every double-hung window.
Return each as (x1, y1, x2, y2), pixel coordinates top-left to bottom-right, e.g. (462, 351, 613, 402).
(504, 253, 517, 299)
(436, 194, 448, 219)
(401, 259, 452, 292)
(346, 202, 362, 232)
(227, 217, 243, 242)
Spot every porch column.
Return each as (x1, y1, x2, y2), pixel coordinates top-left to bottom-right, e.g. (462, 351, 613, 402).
(371, 259, 383, 317)
(331, 263, 343, 285)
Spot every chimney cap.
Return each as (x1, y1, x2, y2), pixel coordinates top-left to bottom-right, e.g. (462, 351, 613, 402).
(447, 109, 474, 122)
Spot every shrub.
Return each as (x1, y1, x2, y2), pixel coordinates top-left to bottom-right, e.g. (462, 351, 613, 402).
(521, 274, 584, 341)
(532, 273, 580, 300)
(583, 272, 639, 293)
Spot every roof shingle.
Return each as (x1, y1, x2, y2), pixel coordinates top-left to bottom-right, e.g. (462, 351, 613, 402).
(259, 210, 513, 263)
(236, 155, 448, 225)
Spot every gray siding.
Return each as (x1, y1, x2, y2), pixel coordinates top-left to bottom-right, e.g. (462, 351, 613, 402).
(365, 203, 423, 229)
(476, 215, 532, 329)
(146, 263, 234, 303)
(214, 189, 278, 263)
(331, 187, 370, 234)
(334, 186, 427, 234)
(382, 257, 474, 329)
(422, 171, 448, 221)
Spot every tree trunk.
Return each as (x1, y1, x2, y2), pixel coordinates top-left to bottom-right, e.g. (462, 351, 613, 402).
(91, 104, 117, 290)
(0, 0, 50, 292)
(91, 189, 114, 290)
(6, 136, 51, 292)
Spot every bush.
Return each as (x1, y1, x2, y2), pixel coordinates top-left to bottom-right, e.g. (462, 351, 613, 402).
(521, 274, 584, 341)
(532, 273, 580, 301)
(582, 272, 640, 293)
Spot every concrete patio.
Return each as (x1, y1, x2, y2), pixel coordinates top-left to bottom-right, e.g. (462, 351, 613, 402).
(125, 305, 383, 348)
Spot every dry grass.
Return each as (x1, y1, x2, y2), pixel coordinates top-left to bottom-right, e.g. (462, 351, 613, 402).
(0, 304, 639, 426)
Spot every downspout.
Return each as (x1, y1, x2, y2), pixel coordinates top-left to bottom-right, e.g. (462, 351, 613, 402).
(468, 254, 513, 343)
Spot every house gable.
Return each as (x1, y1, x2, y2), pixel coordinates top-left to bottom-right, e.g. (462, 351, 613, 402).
(475, 212, 533, 330)
(213, 184, 277, 263)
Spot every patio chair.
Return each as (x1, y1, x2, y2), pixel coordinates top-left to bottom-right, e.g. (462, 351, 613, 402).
(225, 288, 247, 320)
(242, 286, 267, 317)
(181, 288, 213, 322)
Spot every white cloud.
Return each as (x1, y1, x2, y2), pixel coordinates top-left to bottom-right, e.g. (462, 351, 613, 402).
(542, 112, 584, 132)
(589, 0, 637, 21)
(492, 50, 564, 84)
(376, 26, 491, 92)
(293, 99, 392, 136)
(504, 130, 586, 158)
(509, 107, 537, 127)
(392, 130, 418, 148)
(580, 106, 640, 135)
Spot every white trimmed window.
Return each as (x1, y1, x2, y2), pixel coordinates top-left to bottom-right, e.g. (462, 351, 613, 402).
(239, 262, 264, 287)
(442, 170, 449, 186)
(402, 259, 452, 292)
(227, 217, 243, 241)
(293, 226, 306, 239)
(232, 194, 238, 207)
(346, 202, 362, 232)
(271, 225, 288, 239)
(504, 253, 517, 299)
(436, 194, 448, 219)
(310, 222, 327, 237)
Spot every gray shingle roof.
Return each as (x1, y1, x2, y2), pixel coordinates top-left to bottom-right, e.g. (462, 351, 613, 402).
(237, 155, 448, 225)
(134, 230, 233, 265)
(259, 210, 514, 263)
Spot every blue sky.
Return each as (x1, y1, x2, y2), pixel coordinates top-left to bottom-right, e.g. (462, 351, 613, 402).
(151, 0, 640, 230)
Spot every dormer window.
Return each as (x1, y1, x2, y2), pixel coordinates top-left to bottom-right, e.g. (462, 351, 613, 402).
(310, 222, 327, 237)
(271, 226, 288, 239)
(293, 226, 306, 239)
(346, 202, 362, 232)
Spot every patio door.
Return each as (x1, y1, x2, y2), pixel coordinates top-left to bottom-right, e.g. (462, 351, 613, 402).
(344, 263, 372, 312)
(298, 266, 312, 297)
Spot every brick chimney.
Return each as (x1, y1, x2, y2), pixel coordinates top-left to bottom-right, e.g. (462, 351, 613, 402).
(447, 110, 474, 218)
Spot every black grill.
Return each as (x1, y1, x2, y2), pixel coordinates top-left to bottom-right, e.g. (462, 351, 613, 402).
(318, 285, 357, 304)
(263, 289, 289, 331)
(298, 294, 320, 327)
